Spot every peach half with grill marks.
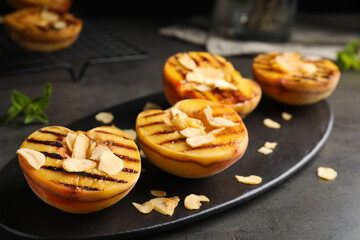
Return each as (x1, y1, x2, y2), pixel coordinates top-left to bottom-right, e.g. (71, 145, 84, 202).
(17, 126, 141, 214)
(163, 51, 262, 118)
(136, 99, 248, 178)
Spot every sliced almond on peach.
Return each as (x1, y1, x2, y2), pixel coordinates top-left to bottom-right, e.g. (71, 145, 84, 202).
(150, 190, 167, 197)
(71, 133, 89, 159)
(178, 53, 197, 70)
(208, 127, 225, 135)
(65, 132, 77, 152)
(186, 72, 204, 83)
(203, 105, 214, 121)
(172, 113, 188, 130)
(180, 127, 205, 138)
(62, 158, 96, 172)
(171, 108, 189, 119)
(194, 67, 224, 79)
(317, 167, 337, 181)
(16, 148, 45, 170)
(186, 134, 215, 148)
(132, 201, 154, 214)
(209, 117, 239, 128)
(95, 112, 114, 124)
(235, 175, 262, 185)
(98, 151, 124, 176)
(184, 194, 210, 210)
(53, 20, 66, 30)
(90, 145, 111, 161)
(214, 79, 237, 90)
(192, 84, 213, 92)
(185, 117, 203, 129)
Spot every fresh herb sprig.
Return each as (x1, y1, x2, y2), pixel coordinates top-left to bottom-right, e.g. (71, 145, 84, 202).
(337, 39, 360, 71)
(2, 82, 53, 124)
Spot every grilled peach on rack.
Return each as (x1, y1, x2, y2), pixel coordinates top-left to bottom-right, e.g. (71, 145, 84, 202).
(17, 126, 141, 214)
(252, 52, 340, 105)
(163, 51, 262, 118)
(136, 99, 248, 178)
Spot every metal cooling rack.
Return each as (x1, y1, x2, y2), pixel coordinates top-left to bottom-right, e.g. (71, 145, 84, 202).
(0, 18, 148, 82)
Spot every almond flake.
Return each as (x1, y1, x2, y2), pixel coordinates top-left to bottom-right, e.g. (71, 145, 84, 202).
(150, 190, 167, 197)
(17, 148, 45, 170)
(209, 117, 239, 128)
(186, 134, 215, 148)
(281, 112, 292, 121)
(258, 146, 273, 155)
(185, 117, 203, 129)
(317, 167, 337, 181)
(90, 145, 111, 161)
(170, 196, 180, 207)
(40, 10, 59, 22)
(264, 141, 277, 149)
(184, 194, 210, 210)
(178, 53, 197, 70)
(98, 151, 124, 176)
(132, 201, 154, 214)
(203, 105, 214, 121)
(71, 133, 89, 159)
(143, 102, 162, 111)
(214, 79, 237, 90)
(171, 113, 188, 130)
(192, 84, 213, 92)
(186, 72, 204, 83)
(150, 197, 177, 216)
(208, 127, 225, 135)
(171, 108, 189, 119)
(87, 141, 97, 159)
(193, 67, 224, 79)
(263, 118, 281, 129)
(62, 158, 96, 172)
(235, 175, 262, 185)
(65, 132, 77, 152)
(180, 127, 205, 138)
(300, 63, 317, 75)
(95, 112, 114, 124)
(121, 129, 137, 140)
(53, 20, 66, 30)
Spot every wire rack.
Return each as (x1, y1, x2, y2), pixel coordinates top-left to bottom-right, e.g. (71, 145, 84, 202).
(0, 18, 148, 82)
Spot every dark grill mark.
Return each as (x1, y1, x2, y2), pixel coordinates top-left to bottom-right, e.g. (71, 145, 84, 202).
(27, 138, 63, 148)
(138, 121, 166, 128)
(159, 137, 186, 145)
(115, 154, 140, 163)
(122, 168, 138, 174)
(143, 112, 166, 118)
(94, 130, 131, 140)
(54, 181, 101, 191)
(41, 152, 64, 160)
(103, 141, 137, 151)
(38, 130, 67, 138)
(151, 130, 176, 135)
(42, 166, 127, 183)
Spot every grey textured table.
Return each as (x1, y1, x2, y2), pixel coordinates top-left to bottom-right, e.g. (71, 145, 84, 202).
(1, 16, 360, 240)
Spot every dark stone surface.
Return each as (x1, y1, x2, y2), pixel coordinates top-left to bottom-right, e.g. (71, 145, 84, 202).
(1, 16, 360, 240)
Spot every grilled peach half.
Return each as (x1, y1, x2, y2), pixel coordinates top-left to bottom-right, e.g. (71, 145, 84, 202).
(252, 52, 340, 105)
(163, 51, 262, 118)
(136, 99, 248, 178)
(17, 126, 141, 214)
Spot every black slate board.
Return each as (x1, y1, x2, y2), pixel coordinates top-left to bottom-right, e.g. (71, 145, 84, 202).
(0, 92, 333, 239)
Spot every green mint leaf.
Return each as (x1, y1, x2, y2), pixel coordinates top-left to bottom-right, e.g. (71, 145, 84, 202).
(337, 39, 360, 71)
(32, 82, 53, 109)
(2, 105, 22, 124)
(11, 90, 31, 111)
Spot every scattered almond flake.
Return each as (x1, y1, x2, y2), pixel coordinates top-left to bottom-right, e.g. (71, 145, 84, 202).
(178, 53, 197, 70)
(87, 141, 97, 159)
(186, 134, 215, 148)
(171, 113, 188, 130)
(150, 190, 167, 197)
(180, 127, 205, 138)
(257, 146, 273, 155)
(53, 20, 66, 30)
(71, 133, 89, 159)
(264, 141, 277, 149)
(121, 129, 137, 140)
(40, 10, 59, 22)
(184, 194, 210, 210)
(263, 118, 281, 129)
(98, 151, 124, 176)
(90, 145, 111, 161)
(281, 112, 292, 121)
(300, 63, 317, 75)
(193, 67, 224, 79)
(317, 167, 337, 181)
(235, 175, 262, 185)
(208, 127, 225, 135)
(171, 108, 189, 119)
(16, 148, 45, 170)
(209, 117, 239, 128)
(62, 158, 96, 172)
(143, 102, 162, 111)
(65, 132, 77, 152)
(95, 112, 114, 124)
(214, 79, 237, 90)
(169, 196, 180, 207)
(185, 117, 203, 129)
(140, 149, 147, 159)
(192, 84, 213, 92)
(132, 201, 154, 214)
(150, 197, 177, 216)
(186, 72, 204, 83)
(203, 105, 214, 121)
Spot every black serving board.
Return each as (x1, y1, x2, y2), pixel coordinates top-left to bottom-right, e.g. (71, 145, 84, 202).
(0, 92, 333, 239)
